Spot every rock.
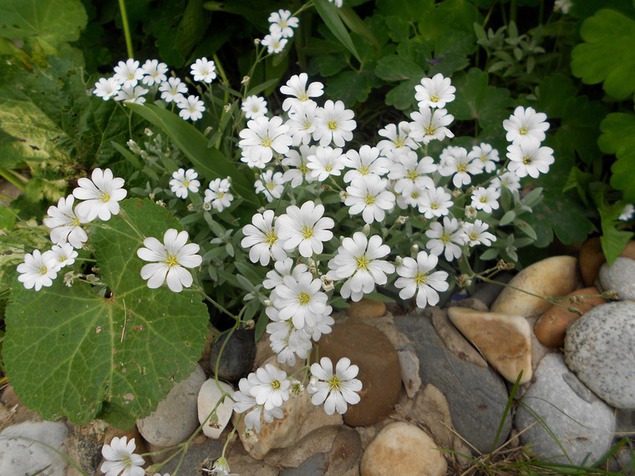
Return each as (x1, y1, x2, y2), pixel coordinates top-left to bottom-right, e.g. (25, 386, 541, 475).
(209, 328, 256, 383)
(491, 256, 580, 317)
(346, 298, 386, 319)
(579, 237, 635, 286)
(234, 389, 342, 460)
(524, 316, 552, 374)
(318, 320, 402, 426)
(431, 308, 487, 368)
(470, 273, 514, 308)
(565, 301, 635, 408)
(149, 432, 224, 473)
(515, 354, 615, 465)
(64, 419, 109, 476)
(394, 313, 511, 453)
(598, 257, 635, 300)
(0, 421, 68, 476)
(225, 436, 279, 476)
(447, 307, 532, 384)
(137, 365, 206, 446)
(534, 287, 605, 348)
(397, 348, 422, 398)
(360, 422, 447, 476)
(446, 297, 488, 312)
(616, 408, 635, 435)
(197, 379, 234, 438)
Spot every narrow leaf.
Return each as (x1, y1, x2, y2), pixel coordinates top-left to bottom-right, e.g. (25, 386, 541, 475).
(313, 0, 361, 62)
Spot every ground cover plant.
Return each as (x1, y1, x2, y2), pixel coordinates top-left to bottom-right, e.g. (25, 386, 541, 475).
(0, 0, 633, 474)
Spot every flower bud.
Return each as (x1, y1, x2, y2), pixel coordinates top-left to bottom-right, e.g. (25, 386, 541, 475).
(362, 224, 371, 236)
(410, 244, 419, 255)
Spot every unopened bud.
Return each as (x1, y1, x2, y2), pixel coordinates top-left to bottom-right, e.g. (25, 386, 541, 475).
(264, 299, 273, 307)
(396, 216, 408, 225)
(410, 244, 419, 255)
(394, 256, 404, 267)
(241, 76, 250, 84)
(254, 38, 261, 45)
(339, 191, 348, 202)
(144, 128, 153, 136)
(244, 319, 255, 329)
(362, 224, 371, 236)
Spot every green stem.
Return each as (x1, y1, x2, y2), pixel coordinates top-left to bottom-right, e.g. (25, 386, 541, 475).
(0, 167, 27, 191)
(118, 0, 134, 59)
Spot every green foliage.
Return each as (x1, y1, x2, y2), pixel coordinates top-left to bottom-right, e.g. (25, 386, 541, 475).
(598, 113, 635, 203)
(4, 199, 209, 426)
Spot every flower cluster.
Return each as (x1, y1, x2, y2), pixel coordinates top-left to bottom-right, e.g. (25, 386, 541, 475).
(261, 9, 299, 54)
(93, 57, 217, 121)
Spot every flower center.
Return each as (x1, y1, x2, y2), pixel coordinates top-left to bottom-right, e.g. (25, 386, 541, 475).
(441, 232, 451, 244)
(424, 125, 436, 135)
(430, 202, 439, 210)
(407, 169, 419, 180)
(299, 163, 309, 174)
(166, 255, 179, 267)
(325, 164, 333, 172)
(456, 163, 468, 173)
(414, 272, 428, 286)
(99, 192, 111, 203)
(38, 265, 49, 276)
(394, 138, 405, 148)
(364, 194, 376, 205)
(298, 292, 311, 305)
(217, 191, 225, 198)
(261, 137, 273, 147)
(522, 155, 532, 165)
(355, 255, 370, 271)
(271, 379, 281, 390)
(265, 232, 277, 246)
(266, 182, 276, 191)
(328, 375, 341, 391)
(358, 165, 370, 175)
(430, 94, 439, 103)
(299, 92, 309, 101)
(327, 120, 338, 131)
(469, 232, 478, 241)
(183, 180, 190, 188)
(301, 226, 314, 239)
(479, 196, 488, 203)
(519, 126, 528, 135)
(72, 217, 81, 226)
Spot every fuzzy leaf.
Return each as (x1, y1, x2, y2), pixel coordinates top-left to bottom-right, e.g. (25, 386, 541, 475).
(326, 71, 381, 106)
(597, 112, 635, 202)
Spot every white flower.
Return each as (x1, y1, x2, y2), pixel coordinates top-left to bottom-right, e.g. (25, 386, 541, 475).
(113, 59, 143, 88)
(313, 100, 356, 147)
(415, 73, 456, 109)
(190, 57, 217, 83)
(471, 186, 500, 213)
(619, 204, 634, 221)
(468, 143, 500, 174)
(169, 168, 200, 199)
(503, 106, 550, 145)
(272, 272, 329, 329)
(425, 217, 464, 262)
(261, 31, 288, 54)
(388, 150, 436, 195)
(73, 168, 127, 222)
(263, 259, 308, 289)
(100, 436, 145, 476)
(342, 145, 390, 183)
(43, 195, 90, 248)
(141, 59, 168, 86)
(409, 107, 454, 144)
(308, 357, 362, 415)
(281, 145, 316, 187)
(377, 122, 418, 157)
(307, 146, 345, 181)
(345, 175, 395, 224)
(329, 0, 343, 6)
(267, 319, 313, 366)
(241, 95, 268, 119)
(204, 178, 233, 211)
(268, 9, 299, 38)
(327, 232, 395, 302)
(254, 169, 284, 202)
(438, 146, 481, 188)
(211, 456, 232, 476)
(93, 77, 121, 101)
(233, 375, 284, 432)
(395, 251, 449, 308)
(177, 95, 206, 121)
(17, 250, 59, 291)
(277, 201, 334, 258)
(159, 77, 188, 103)
(241, 210, 287, 266)
(286, 101, 319, 145)
(239, 116, 292, 169)
(137, 229, 202, 292)
(491, 170, 521, 192)
(554, 0, 572, 14)
(462, 220, 496, 247)
(249, 364, 291, 411)
(280, 73, 324, 112)
(114, 85, 149, 104)
(50, 243, 78, 270)
(506, 138, 555, 178)
(419, 187, 453, 219)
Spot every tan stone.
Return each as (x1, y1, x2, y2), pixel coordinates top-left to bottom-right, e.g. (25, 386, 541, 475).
(360, 422, 447, 476)
(447, 307, 532, 384)
(346, 298, 387, 319)
(430, 307, 488, 368)
(534, 287, 606, 348)
(491, 256, 580, 318)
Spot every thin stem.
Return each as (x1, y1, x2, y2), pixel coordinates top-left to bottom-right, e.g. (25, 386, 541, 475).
(118, 0, 134, 59)
(0, 167, 27, 191)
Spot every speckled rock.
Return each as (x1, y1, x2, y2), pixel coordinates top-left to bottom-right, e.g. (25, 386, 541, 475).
(565, 301, 635, 409)
(447, 307, 532, 384)
(598, 257, 635, 300)
(491, 256, 579, 317)
(394, 313, 511, 453)
(534, 287, 605, 348)
(137, 365, 206, 446)
(318, 319, 402, 426)
(346, 298, 386, 319)
(360, 422, 446, 476)
(209, 328, 256, 383)
(197, 379, 234, 438)
(515, 354, 615, 465)
(65, 419, 109, 476)
(0, 421, 68, 476)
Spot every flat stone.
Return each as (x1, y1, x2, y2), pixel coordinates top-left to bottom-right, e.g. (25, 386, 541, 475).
(137, 365, 206, 446)
(394, 314, 511, 453)
(430, 308, 487, 368)
(534, 287, 605, 348)
(515, 354, 615, 465)
(209, 328, 256, 383)
(565, 301, 635, 408)
(0, 421, 68, 476)
(148, 432, 223, 472)
(491, 256, 580, 317)
(346, 298, 386, 319)
(64, 419, 109, 476)
(197, 379, 234, 438)
(447, 307, 532, 384)
(598, 257, 635, 300)
(360, 422, 447, 476)
(318, 320, 402, 426)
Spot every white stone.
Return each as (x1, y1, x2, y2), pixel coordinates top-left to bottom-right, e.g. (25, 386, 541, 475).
(197, 379, 234, 438)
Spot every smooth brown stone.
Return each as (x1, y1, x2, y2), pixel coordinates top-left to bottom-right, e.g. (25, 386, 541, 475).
(346, 298, 387, 319)
(534, 287, 606, 348)
(579, 238, 635, 286)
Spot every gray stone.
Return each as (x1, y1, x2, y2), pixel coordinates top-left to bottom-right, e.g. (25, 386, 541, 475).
(598, 257, 635, 300)
(470, 273, 513, 308)
(515, 353, 615, 465)
(0, 421, 68, 476)
(64, 419, 109, 476)
(152, 434, 223, 474)
(279, 453, 329, 476)
(209, 328, 256, 383)
(394, 313, 511, 453)
(564, 301, 635, 409)
(137, 365, 207, 446)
